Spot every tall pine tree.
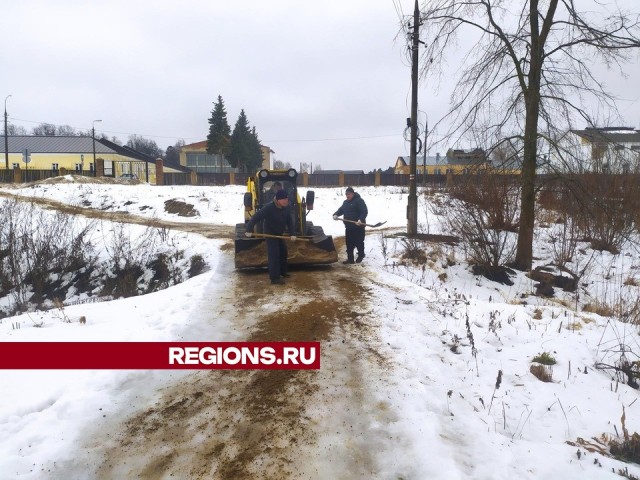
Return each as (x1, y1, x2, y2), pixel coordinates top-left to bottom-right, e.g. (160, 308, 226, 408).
(206, 96, 231, 164)
(228, 110, 263, 173)
(248, 126, 264, 172)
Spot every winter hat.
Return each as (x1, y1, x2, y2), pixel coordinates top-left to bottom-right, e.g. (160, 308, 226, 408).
(345, 187, 355, 194)
(275, 190, 288, 200)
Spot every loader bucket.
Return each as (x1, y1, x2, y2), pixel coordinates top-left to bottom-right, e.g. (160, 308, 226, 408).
(234, 224, 338, 269)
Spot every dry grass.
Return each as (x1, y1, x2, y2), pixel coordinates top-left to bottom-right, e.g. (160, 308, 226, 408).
(609, 408, 640, 466)
(624, 277, 639, 287)
(530, 364, 554, 382)
(583, 302, 614, 317)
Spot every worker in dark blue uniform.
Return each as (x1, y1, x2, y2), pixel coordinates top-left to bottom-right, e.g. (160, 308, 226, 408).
(333, 187, 368, 264)
(245, 189, 296, 284)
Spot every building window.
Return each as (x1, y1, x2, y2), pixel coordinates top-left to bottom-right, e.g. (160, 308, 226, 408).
(52, 163, 59, 171)
(435, 169, 441, 175)
(75, 164, 83, 172)
(89, 163, 95, 172)
(12, 163, 19, 168)
(185, 152, 237, 173)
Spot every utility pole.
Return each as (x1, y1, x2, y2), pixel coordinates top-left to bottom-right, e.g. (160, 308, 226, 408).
(407, 0, 420, 235)
(4, 95, 11, 171)
(423, 114, 428, 187)
(92, 119, 102, 177)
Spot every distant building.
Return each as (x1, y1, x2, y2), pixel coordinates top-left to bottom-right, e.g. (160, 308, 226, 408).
(179, 141, 272, 173)
(0, 136, 186, 182)
(570, 127, 640, 173)
(394, 150, 489, 175)
(394, 147, 522, 175)
(446, 148, 487, 166)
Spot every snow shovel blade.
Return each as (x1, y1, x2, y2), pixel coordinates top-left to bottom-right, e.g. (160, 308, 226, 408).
(367, 221, 387, 228)
(336, 218, 387, 228)
(299, 232, 331, 243)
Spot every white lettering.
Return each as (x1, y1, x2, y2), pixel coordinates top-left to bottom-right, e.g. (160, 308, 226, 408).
(223, 347, 241, 365)
(199, 346, 216, 365)
(260, 347, 276, 364)
(299, 347, 316, 366)
(168, 347, 184, 364)
(283, 347, 299, 364)
(184, 347, 199, 364)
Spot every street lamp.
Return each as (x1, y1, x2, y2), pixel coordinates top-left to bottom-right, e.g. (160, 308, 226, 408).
(92, 119, 102, 176)
(4, 94, 11, 171)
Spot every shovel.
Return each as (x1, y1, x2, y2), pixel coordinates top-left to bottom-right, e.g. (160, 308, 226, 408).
(335, 218, 387, 228)
(247, 233, 312, 242)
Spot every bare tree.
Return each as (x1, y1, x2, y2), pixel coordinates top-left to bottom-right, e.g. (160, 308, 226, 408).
(7, 124, 28, 135)
(420, 0, 640, 270)
(126, 135, 163, 158)
(31, 123, 80, 136)
(165, 139, 185, 164)
(32, 123, 58, 135)
(273, 159, 292, 169)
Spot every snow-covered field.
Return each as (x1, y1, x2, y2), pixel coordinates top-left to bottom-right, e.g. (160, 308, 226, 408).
(1, 177, 640, 479)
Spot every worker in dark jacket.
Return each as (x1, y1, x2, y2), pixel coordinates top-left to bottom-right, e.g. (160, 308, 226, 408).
(333, 187, 368, 264)
(245, 189, 296, 284)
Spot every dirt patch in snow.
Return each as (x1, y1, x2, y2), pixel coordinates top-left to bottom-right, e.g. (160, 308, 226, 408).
(0, 191, 231, 239)
(92, 264, 386, 479)
(3, 189, 395, 479)
(164, 199, 198, 217)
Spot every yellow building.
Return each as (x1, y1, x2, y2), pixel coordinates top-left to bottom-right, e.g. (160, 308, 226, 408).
(0, 136, 187, 182)
(180, 140, 272, 173)
(394, 148, 519, 175)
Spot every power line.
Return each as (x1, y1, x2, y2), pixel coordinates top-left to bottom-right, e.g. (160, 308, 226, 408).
(264, 133, 401, 143)
(8, 115, 404, 145)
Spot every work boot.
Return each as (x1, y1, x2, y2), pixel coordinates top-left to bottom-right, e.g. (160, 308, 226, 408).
(271, 278, 285, 285)
(281, 273, 291, 278)
(356, 253, 365, 263)
(343, 259, 355, 265)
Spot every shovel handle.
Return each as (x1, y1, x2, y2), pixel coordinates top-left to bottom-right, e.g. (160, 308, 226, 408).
(336, 218, 366, 227)
(249, 233, 310, 241)
(335, 217, 386, 228)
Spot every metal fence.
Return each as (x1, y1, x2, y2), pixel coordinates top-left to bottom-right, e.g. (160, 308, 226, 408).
(164, 173, 191, 185)
(1, 170, 466, 188)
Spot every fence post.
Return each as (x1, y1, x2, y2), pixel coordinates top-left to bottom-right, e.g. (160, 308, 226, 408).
(13, 165, 21, 184)
(302, 171, 309, 186)
(155, 158, 164, 185)
(375, 171, 381, 186)
(338, 172, 345, 187)
(95, 158, 105, 177)
(446, 171, 453, 189)
(229, 172, 235, 185)
(59, 167, 66, 177)
(190, 170, 197, 185)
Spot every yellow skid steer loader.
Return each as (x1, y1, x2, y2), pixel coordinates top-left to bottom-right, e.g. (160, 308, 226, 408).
(234, 168, 338, 268)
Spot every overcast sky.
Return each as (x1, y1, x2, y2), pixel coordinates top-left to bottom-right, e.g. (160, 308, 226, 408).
(2, 1, 640, 172)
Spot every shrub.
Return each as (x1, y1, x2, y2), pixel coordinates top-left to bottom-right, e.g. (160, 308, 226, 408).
(532, 351, 557, 365)
(188, 255, 206, 278)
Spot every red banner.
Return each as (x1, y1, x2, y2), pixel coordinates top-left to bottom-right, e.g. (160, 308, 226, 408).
(0, 342, 320, 370)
